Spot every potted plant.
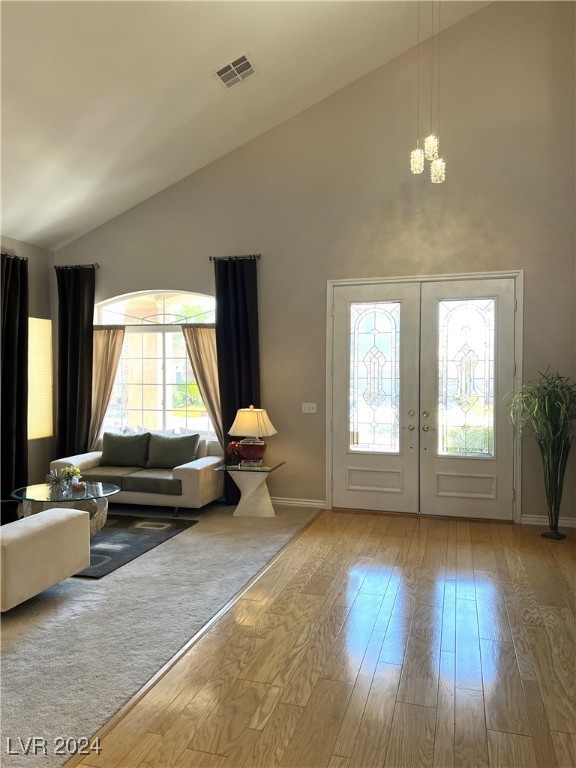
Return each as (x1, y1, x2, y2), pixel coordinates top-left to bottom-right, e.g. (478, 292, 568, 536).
(45, 466, 82, 492)
(510, 370, 576, 539)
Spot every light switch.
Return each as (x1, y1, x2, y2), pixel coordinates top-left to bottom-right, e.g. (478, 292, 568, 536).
(302, 403, 317, 413)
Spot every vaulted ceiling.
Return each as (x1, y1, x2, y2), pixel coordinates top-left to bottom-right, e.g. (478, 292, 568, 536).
(1, 1, 487, 251)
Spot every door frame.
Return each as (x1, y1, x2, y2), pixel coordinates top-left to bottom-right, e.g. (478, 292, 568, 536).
(326, 270, 524, 522)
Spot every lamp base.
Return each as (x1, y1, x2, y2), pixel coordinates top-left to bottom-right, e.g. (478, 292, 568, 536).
(237, 439, 267, 463)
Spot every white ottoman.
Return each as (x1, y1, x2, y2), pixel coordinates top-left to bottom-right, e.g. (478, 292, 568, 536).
(0, 507, 90, 612)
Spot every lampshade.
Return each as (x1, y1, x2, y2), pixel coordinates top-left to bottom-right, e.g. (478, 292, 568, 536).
(229, 405, 277, 438)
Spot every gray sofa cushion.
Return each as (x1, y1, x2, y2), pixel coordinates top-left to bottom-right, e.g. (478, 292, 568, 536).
(146, 434, 200, 469)
(101, 432, 150, 467)
(81, 466, 141, 483)
(121, 469, 182, 496)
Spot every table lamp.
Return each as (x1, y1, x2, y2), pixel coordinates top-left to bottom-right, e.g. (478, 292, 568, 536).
(228, 405, 277, 463)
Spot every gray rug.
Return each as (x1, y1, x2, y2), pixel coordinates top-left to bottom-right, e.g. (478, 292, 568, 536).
(75, 514, 198, 578)
(0, 502, 319, 768)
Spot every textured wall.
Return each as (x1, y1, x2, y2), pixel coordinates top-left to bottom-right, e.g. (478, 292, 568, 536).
(55, 3, 576, 519)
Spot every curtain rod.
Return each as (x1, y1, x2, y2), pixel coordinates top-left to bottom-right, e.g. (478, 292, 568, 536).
(1, 251, 27, 260)
(208, 254, 261, 262)
(53, 263, 100, 269)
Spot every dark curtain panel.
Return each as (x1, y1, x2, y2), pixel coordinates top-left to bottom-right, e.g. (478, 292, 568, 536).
(214, 257, 261, 503)
(1, 253, 29, 524)
(55, 265, 96, 457)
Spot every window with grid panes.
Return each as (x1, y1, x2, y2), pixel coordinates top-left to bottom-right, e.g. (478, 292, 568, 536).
(96, 291, 216, 436)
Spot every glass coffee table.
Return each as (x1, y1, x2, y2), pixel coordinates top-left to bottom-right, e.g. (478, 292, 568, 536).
(12, 482, 120, 537)
(215, 463, 285, 517)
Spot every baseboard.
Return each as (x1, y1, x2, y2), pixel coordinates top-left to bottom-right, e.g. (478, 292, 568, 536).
(271, 496, 326, 509)
(268, 501, 576, 524)
(520, 514, 576, 528)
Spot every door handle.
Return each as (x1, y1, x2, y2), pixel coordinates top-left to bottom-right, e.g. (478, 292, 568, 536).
(421, 425, 436, 432)
(422, 410, 430, 418)
(403, 424, 416, 431)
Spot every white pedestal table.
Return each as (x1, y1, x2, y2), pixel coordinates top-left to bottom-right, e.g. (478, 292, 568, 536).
(216, 463, 285, 517)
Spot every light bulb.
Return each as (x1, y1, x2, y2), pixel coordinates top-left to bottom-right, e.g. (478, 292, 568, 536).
(431, 157, 446, 184)
(424, 134, 439, 161)
(410, 147, 425, 174)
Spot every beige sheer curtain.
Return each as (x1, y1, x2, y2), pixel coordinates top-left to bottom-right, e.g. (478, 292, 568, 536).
(88, 326, 125, 450)
(181, 324, 223, 448)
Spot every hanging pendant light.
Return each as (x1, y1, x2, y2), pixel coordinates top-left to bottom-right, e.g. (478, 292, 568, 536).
(410, 0, 446, 184)
(424, 134, 439, 161)
(411, 146, 425, 174)
(410, 0, 424, 173)
(430, 157, 446, 183)
(431, 0, 445, 182)
(410, 3, 424, 174)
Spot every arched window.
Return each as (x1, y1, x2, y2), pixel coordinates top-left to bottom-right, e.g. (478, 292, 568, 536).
(96, 291, 216, 436)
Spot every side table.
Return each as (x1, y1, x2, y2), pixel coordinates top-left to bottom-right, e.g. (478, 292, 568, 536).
(215, 463, 285, 517)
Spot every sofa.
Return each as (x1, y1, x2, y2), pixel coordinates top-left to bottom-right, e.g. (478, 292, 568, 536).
(51, 432, 224, 512)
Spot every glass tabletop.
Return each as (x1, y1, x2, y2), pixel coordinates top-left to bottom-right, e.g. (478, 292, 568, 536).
(12, 482, 121, 503)
(215, 462, 285, 473)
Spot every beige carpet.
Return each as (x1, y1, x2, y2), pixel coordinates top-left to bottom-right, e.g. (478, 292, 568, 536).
(1, 502, 319, 768)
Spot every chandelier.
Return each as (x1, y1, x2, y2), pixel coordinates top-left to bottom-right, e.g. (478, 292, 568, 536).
(410, 1, 446, 184)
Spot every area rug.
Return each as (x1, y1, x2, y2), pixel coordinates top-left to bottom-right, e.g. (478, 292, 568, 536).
(75, 514, 198, 578)
(0, 503, 320, 768)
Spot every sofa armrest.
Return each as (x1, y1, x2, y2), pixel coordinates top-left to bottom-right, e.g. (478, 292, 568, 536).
(174, 455, 224, 472)
(173, 456, 224, 505)
(50, 452, 103, 472)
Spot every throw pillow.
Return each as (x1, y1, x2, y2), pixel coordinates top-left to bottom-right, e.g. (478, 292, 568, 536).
(147, 434, 200, 469)
(101, 432, 150, 467)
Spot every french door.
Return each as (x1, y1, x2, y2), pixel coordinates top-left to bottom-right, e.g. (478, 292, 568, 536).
(330, 276, 518, 520)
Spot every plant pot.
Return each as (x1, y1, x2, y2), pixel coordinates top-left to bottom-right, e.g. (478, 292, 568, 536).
(541, 526, 566, 541)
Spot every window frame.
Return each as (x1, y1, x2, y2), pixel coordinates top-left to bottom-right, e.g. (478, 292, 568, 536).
(96, 289, 216, 326)
(96, 291, 216, 437)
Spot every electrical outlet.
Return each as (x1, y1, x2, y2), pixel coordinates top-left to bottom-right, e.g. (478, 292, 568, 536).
(302, 403, 317, 413)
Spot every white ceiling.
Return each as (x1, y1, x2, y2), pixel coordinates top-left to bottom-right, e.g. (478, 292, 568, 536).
(1, 1, 487, 251)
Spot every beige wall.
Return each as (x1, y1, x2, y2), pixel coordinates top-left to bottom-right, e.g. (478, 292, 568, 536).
(1, 235, 55, 482)
(56, 3, 576, 520)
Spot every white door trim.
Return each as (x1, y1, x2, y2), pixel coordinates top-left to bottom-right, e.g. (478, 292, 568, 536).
(326, 270, 524, 522)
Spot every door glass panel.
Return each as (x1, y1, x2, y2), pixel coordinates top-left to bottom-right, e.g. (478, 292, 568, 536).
(349, 301, 400, 453)
(438, 298, 495, 457)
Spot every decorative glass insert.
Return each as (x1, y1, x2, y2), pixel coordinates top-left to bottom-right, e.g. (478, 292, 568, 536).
(438, 298, 495, 457)
(96, 291, 215, 325)
(349, 302, 400, 453)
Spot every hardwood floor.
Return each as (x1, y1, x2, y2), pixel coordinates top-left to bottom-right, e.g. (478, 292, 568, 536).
(69, 510, 576, 768)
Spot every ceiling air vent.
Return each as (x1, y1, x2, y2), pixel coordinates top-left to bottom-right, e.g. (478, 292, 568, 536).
(215, 54, 256, 89)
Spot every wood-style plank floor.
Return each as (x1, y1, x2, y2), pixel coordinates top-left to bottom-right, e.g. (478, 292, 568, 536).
(69, 511, 576, 768)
